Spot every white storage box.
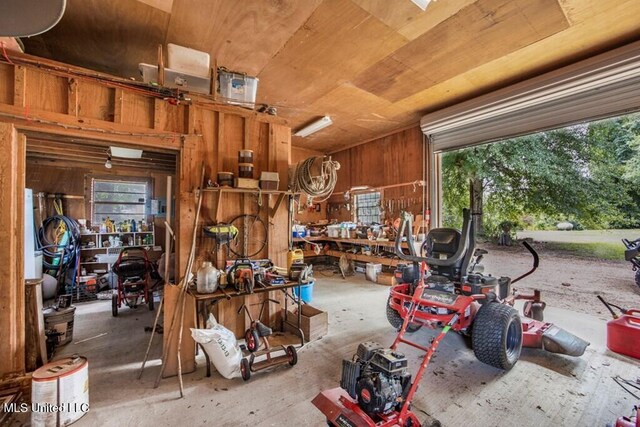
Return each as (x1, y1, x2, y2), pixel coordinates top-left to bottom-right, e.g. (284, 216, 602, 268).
(167, 43, 210, 77)
(139, 63, 211, 95)
(96, 253, 119, 264)
(365, 263, 382, 282)
(327, 225, 340, 238)
(218, 70, 258, 108)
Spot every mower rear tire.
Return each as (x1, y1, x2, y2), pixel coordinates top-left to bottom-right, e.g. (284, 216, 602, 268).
(240, 358, 251, 381)
(112, 294, 118, 317)
(386, 296, 421, 333)
(245, 329, 260, 352)
(472, 302, 522, 370)
(286, 345, 298, 366)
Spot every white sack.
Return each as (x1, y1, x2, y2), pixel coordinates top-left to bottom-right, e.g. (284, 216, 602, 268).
(190, 314, 242, 379)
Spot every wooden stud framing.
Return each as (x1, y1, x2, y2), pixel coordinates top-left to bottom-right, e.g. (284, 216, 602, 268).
(0, 124, 25, 377)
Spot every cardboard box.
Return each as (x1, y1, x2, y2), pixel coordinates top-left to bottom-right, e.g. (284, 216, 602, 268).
(234, 178, 259, 189)
(376, 273, 397, 286)
(282, 304, 328, 342)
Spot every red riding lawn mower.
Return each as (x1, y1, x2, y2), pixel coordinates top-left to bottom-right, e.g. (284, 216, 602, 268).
(313, 209, 589, 427)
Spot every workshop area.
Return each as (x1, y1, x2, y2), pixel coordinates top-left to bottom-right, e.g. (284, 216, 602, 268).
(0, 1, 639, 427)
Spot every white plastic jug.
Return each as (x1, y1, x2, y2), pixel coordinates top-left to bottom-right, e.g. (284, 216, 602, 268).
(196, 261, 221, 293)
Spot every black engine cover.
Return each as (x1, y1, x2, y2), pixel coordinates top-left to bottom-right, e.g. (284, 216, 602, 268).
(356, 373, 403, 415)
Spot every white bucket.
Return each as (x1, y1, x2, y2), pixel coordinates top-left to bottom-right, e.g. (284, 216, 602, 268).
(32, 356, 89, 426)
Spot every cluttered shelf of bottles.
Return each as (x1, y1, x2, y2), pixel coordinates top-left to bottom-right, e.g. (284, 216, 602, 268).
(75, 217, 160, 303)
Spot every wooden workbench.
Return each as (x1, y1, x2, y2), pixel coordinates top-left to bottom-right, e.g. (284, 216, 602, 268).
(293, 236, 413, 267)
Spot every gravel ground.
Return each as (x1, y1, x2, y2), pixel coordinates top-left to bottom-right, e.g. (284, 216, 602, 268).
(480, 241, 640, 317)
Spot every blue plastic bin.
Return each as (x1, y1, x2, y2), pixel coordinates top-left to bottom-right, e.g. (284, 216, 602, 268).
(293, 280, 314, 303)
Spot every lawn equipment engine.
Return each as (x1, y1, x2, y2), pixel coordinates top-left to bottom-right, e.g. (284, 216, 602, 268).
(340, 342, 411, 417)
(226, 258, 255, 293)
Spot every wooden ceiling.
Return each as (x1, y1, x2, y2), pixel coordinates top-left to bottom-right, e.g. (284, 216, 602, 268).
(26, 134, 177, 173)
(21, 0, 640, 152)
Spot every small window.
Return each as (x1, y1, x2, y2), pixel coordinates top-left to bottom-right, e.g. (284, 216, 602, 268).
(355, 192, 381, 225)
(91, 178, 148, 225)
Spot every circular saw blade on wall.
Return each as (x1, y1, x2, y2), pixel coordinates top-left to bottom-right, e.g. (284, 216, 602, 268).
(0, 0, 66, 37)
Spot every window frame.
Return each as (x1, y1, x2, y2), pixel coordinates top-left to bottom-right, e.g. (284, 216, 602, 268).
(354, 191, 382, 225)
(87, 175, 153, 228)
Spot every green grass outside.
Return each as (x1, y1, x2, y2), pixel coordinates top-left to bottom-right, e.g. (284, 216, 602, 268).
(543, 241, 625, 260)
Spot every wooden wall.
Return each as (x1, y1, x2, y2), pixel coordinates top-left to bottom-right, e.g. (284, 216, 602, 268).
(291, 146, 327, 224)
(0, 52, 291, 379)
(25, 163, 173, 249)
(328, 126, 428, 223)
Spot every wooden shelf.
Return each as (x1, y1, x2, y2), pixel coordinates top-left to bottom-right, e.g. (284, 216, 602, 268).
(325, 250, 407, 267)
(201, 187, 297, 195)
(293, 236, 408, 249)
(203, 187, 297, 221)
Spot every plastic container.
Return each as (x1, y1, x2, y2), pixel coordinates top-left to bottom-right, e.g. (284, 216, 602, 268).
(365, 263, 382, 282)
(139, 63, 211, 95)
(218, 172, 234, 187)
(238, 149, 254, 164)
(196, 261, 221, 294)
(327, 225, 340, 238)
(218, 70, 258, 108)
(238, 163, 254, 179)
(43, 306, 76, 346)
(293, 280, 315, 303)
(287, 249, 304, 272)
(167, 43, 210, 77)
(606, 310, 640, 360)
(32, 356, 89, 427)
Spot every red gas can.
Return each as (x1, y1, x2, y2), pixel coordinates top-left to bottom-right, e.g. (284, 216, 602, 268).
(607, 309, 640, 360)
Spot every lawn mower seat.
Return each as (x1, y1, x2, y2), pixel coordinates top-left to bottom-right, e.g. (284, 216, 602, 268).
(423, 211, 474, 282)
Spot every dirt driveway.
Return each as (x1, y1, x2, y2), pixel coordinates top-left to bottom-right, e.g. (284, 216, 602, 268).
(480, 242, 640, 316)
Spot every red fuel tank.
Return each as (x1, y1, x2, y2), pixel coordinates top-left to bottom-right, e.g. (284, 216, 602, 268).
(607, 309, 640, 360)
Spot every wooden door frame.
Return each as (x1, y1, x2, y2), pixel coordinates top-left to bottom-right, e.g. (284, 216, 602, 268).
(0, 121, 183, 381)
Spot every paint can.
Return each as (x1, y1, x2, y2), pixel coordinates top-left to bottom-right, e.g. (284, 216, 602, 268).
(238, 149, 254, 164)
(31, 355, 89, 426)
(43, 306, 76, 346)
(217, 172, 234, 187)
(238, 163, 254, 178)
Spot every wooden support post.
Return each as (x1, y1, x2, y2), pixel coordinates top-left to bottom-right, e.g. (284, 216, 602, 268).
(0, 123, 25, 377)
(157, 44, 165, 87)
(113, 88, 124, 124)
(67, 78, 79, 117)
(13, 66, 26, 107)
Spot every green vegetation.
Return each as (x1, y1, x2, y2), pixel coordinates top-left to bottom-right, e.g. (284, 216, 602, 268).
(442, 114, 640, 237)
(542, 242, 625, 260)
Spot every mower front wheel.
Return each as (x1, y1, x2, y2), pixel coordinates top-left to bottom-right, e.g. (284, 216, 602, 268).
(286, 345, 298, 366)
(245, 329, 260, 352)
(472, 302, 522, 370)
(386, 296, 421, 333)
(240, 358, 251, 381)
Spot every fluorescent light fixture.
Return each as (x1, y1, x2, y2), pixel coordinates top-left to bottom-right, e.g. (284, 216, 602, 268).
(294, 116, 333, 138)
(410, 0, 432, 11)
(109, 146, 143, 159)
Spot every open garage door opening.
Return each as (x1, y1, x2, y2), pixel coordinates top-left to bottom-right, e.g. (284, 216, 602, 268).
(438, 112, 640, 318)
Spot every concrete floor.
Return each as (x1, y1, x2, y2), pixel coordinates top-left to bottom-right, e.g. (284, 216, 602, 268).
(36, 275, 640, 426)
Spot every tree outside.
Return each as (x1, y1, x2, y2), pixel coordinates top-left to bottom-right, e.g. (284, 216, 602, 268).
(442, 113, 640, 239)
